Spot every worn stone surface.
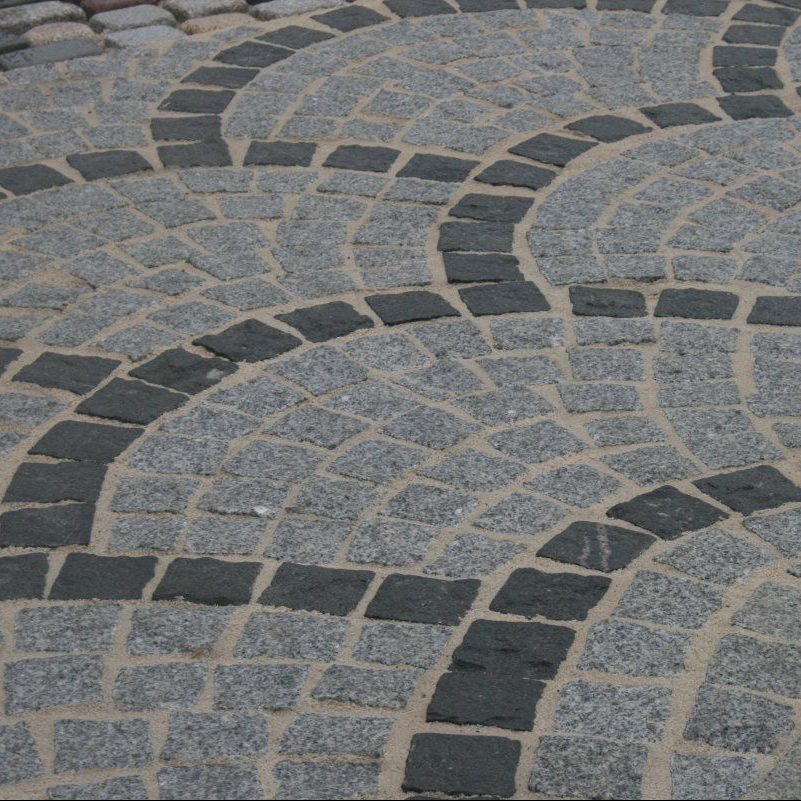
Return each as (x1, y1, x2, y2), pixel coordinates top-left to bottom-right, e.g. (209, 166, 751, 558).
(0, 3, 801, 798)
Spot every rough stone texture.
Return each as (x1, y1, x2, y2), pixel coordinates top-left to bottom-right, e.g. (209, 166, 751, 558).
(23, 22, 97, 46)
(1, 4, 801, 798)
(530, 735, 647, 800)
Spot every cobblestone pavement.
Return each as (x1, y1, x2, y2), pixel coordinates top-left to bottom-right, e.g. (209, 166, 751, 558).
(3, 0, 801, 799)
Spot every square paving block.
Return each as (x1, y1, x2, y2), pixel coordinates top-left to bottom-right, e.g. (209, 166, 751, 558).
(67, 150, 153, 180)
(258, 562, 374, 616)
(451, 619, 574, 679)
(49, 553, 157, 600)
(4, 462, 106, 504)
(153, 557, 261, 605)
(366, 291, 458, 325)
(491, 568, 611, 621)
(0, 504, 95, 548)
(607, 485, 728, 539)
(427, 671, 545, 730)
(77, 378, 188, 424)
(694, 465, 801, 514)
(13, 352, 119, 394)
(538, 521, 654, 571)
(29, 420, 142, 463)
(194, 319, 301, 362)
(403, 732, 520, 797)
(366, 574, 479, 625)
(130, 348, 237, 394)
(276, 301, 374, 342)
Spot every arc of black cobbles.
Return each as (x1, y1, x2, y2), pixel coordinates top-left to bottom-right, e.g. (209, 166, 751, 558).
(3, 2, 801, 796)
(2, 0, 801, 195)
(3, 0, 801, 589)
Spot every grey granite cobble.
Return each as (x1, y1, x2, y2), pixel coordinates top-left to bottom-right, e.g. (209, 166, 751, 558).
(15, 605, 120, 653)
(5, 655, 102, 713)
(54, 719, 151, 773)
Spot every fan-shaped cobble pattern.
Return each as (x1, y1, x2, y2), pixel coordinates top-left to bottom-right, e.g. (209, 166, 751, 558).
(2, 1, 801, 799)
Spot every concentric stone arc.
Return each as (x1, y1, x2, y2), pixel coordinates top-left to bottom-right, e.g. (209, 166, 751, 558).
(2, 1, 801, 799)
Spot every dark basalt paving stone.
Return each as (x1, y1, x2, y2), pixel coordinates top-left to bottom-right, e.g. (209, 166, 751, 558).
(403, 733, 520, 797)
(719, 93, 793, 119)
(194, 319, 302, 362)
(607, 485, 729, 539)
(157, 139, 232, 168)
(151, 115, 222, 142)
(0, 504, 94, 548)
(569, 286, 647, 318)
(182, 66, 258, 88)
(449, 194, 534, 223)
(67, 150, 152, 181)
(0, 347, 21, 374)
(387, 0, 455, 15)
(313, 5, 388, 31)
(76, 378, 188, 425)
(4, 462, 106, 504)
(476, 159, 556, 190)
(323, 144, 400, 172)
(451, 619, 575, 679)
(748, 295, 801, 326)
(694, 465, 801, 514)
(0, 164, 71, 195)
(655, 288, 739, 320)
(153, 557, 261, 605)
(459, 281, 551, 316)
(158, 89, 234, 114)
(366, 291, 459, 325)
(398, 153, 478, 182)
(29, 421, 143, 464)
(366, 574, 479, 625)
(276, 301, 374, 342)
(734, 4, 800, 26)
(215, 41, 293, 68)
(257, 25, 335, 48)
(129, 348, 237, 395)
(491, 568, 611, 621)
(259, 562, 374, 616)
(13, 352, 119, 395)
(598, 0, 655, 10)
(428, 671, 545, 730)
(0, 39, 103, 70)
(437, 221, 514, 253)
(714, 66, 783, 93)
(509, 132, 596, 166)
(244, 140, 316, 167)
(458, 0, 518, 9)
(713, 45, 777, 67)
(664, 0, 727, 15)
(641, 102, 721, 127)
(49, 553, 157, 601)
(538, 521, 654, 571)
(724, 24, 785, 46)
(566, 114, 651, 143)
(0, 553, 48, 600)
(443, 252, 523, 283)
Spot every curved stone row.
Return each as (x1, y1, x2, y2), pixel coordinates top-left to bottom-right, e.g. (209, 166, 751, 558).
(6, 116, 801, 556)
(403, 464, 801, 799)
(3, 0, 801, 198)
(2, 1, 801, 800)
